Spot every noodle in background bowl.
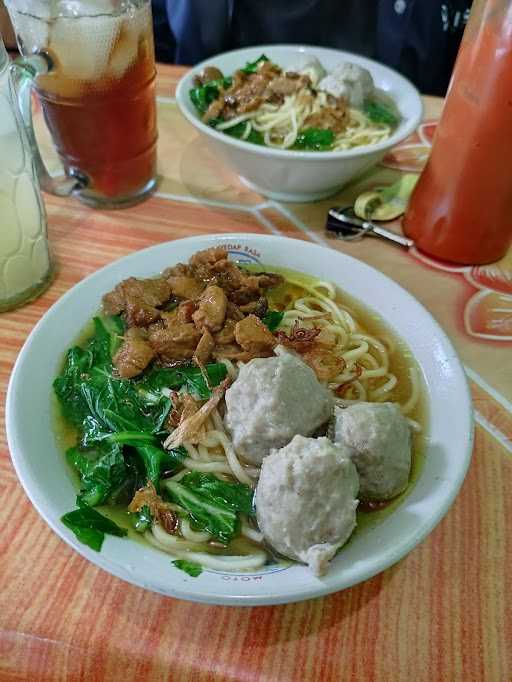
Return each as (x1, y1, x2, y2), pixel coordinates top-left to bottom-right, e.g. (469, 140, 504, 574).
(176, 45, 423, 202)
(6, 235, 473, 606)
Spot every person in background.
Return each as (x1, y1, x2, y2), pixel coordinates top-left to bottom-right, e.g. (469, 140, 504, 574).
(153, 0, 472, 95)
(0, 1, 472, 95)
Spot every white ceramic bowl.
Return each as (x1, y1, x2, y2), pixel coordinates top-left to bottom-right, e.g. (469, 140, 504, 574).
(6, 235, 473, 606)
(176, 45, 423, 202)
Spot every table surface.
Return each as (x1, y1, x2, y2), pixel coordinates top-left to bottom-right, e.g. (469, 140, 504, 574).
(1, 64, 512, 682)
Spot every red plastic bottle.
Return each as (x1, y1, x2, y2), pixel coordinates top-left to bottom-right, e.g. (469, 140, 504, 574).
(403, 0, 512, 265)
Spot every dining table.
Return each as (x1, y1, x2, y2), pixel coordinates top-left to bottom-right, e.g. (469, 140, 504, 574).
(1, 62, 511, 682)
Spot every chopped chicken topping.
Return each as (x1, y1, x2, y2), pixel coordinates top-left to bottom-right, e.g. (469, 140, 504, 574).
(203, 61, 313, 123)
(235, 314, 276, 357)
(192, 285, 228, 333)
(304, 104, 348, 134)
(113, 327, 155, 379)
(101, 247, 283, 375)
(103, 276, 171, 317)
(148, 313, 202, 362)
(168, 275, 205, 300)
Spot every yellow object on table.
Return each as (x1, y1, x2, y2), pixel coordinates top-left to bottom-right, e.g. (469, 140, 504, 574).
(354, 173, 418, 220)
(1, 65, 511, 682)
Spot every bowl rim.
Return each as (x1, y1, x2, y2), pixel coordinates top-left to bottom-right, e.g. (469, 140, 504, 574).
(5, 234, 474, 606)
(175, 43, 424, 161)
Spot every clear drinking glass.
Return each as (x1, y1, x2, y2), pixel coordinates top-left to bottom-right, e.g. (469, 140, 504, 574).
(0, 38, 52, 312)
(5, 0, 158, 208)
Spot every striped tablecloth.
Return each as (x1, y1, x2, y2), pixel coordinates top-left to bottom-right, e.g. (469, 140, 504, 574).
(1, 64, 511, 682)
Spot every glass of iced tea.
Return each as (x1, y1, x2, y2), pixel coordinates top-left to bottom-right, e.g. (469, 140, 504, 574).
(6, 0, 158, 208)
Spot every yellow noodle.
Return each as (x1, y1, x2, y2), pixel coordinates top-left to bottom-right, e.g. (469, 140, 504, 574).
(400, 367, 420, 416)
(241, 518, 264, 543)
(217, 81, 393, 151)
(342, 341, 369, 363)
(369, 373, 398, 399)
(148, 525, 267, 571)
(184, 443, 201, 461)
(181, 518, 211, 543)
(277, 280, 419, 421)
(149, 272, 421, 572)
(182, 458, 233, 474)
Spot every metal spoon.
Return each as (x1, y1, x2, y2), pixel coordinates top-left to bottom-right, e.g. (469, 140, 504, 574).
(326, 206, 414, 249)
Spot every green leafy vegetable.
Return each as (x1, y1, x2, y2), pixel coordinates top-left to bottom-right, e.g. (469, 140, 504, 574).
(162, 473, 254, 542)
(56, 316, 178, 502)
(79, 376, 170, 447)
(59, 329, 170, 445)
(226, 122, 264, 145)
(206, 117, 224, 128)
(180, 472, 255, 516)
(133, 443, 186, 488)
(228, 123, 262, 144)
(67, 442, 127, 507)
(163, 479, 239, 543)
(208, 119, 264, 145)
(105, 431, 159, 446)
(53, 347, 95, 427)
(172, 559, 203, 577)
(55, 310, 244, 555)
(90, 316, 125, 369)
(293, 128, 335, 151)
(69, 438, 185, 495)
(61, 499, 127, 552)
(108, 449, 147, 506)
(240, 54, 269, 74)
(262, 310, 284, 332)
(179, 363, 227, 399)
(363, 99, 399, 127)
(132, 505, 153, 533)
(65, 523, 104, 551)
(189, 77, 232, 114)
(137, 362, 227, 401)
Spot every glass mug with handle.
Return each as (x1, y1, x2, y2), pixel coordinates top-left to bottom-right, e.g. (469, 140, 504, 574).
(0, 37, 52, 312)
(5, 0, 158, 208)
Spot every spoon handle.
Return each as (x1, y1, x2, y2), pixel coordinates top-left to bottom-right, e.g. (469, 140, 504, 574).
(327, 207, 415, 249)
(370, 224, 414, 249)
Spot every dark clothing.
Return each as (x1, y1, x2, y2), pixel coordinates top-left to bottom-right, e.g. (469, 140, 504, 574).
(231, 1, 378, 62)
(153, 0, 472, 95)
(377, 1, 471, 94)
(152, 0, 176, 63)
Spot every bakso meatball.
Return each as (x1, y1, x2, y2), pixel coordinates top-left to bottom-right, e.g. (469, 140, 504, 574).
(288, 55, 326, 86)
(255, 436, 359, 576)
(224, 348, 333, 465)
(319, 62, 375, 108)
(334, 402, 411, 500)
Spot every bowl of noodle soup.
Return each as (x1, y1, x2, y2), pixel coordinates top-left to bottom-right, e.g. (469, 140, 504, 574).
(6, 235, 473, 605)
(176, 45, 423, 202)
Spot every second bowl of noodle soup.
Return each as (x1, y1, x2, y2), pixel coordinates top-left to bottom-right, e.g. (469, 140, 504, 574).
(176, 45, 423, 201)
